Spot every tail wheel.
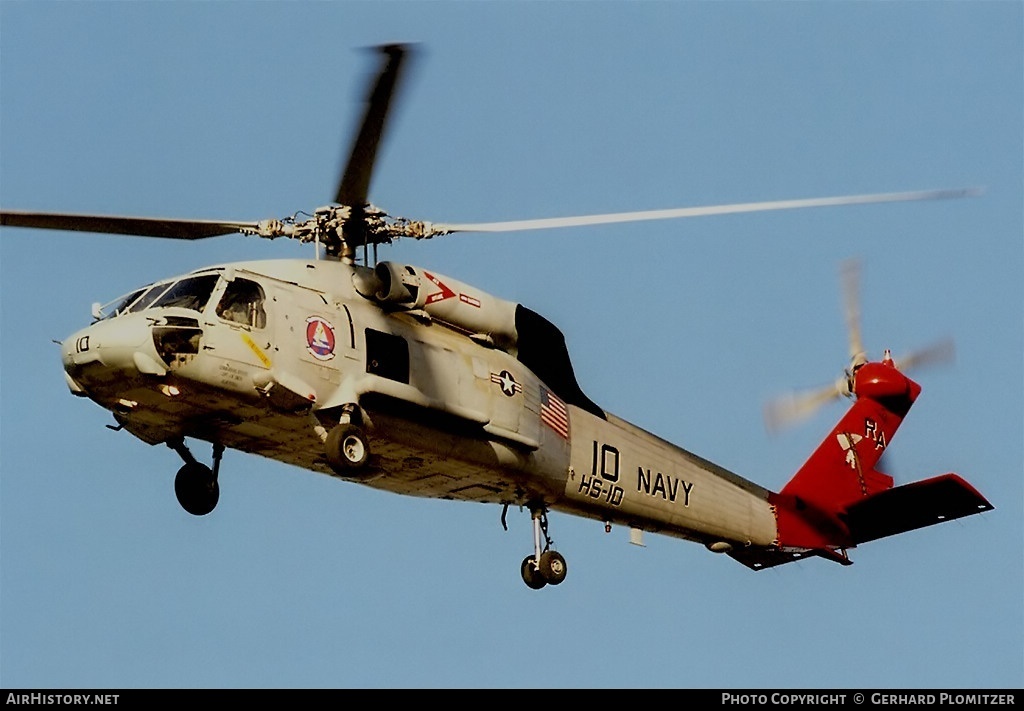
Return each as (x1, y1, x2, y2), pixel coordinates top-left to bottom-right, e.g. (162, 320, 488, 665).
(538, 550, 567, 585)
(325, 423, 370, 473)
(174, 462, 219, 516)
(521, 556, 547, 590)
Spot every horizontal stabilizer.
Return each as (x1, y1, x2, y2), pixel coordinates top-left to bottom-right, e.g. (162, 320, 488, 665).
(728, 546, 852, 571)
(842, 473, 994, 545)
(729, 474, 992, 571)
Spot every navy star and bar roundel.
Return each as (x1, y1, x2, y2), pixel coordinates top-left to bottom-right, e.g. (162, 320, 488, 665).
(490, 370, 522, 397)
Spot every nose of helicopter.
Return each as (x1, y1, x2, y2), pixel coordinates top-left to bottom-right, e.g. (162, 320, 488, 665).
(62, 314, 170, 388)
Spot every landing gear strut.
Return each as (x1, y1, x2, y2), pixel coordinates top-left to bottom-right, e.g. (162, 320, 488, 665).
(520, 505, 567, 590)
(169, 439, 222, 516)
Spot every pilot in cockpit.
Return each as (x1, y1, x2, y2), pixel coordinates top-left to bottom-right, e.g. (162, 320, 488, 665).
(215, 278, 266, 329)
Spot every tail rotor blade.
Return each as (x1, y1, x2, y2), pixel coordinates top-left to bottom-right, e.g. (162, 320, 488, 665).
(841, 258, 865, 365)
(895, 338, 955, 372)
(764, 379, 848, 434)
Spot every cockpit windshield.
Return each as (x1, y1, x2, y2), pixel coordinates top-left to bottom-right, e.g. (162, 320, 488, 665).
(96, 273, 220, 320)
(150, 274, 220, 311)
(98, 286, 151, 320)
(129, 283, 174, 313)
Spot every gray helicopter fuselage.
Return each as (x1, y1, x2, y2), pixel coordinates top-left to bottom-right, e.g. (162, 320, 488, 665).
(60, 257, 778, 550)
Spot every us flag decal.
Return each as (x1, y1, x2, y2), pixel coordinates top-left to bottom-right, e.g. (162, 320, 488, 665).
(540, 386, 569, 439)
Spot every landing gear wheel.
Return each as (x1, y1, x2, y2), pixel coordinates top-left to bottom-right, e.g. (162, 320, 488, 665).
(516, 557, 548, 590)
(174, 462, 219, 516)
(325, 423, 370, 473)
(521, 556, 547, 590)
(517, 505, 568, 590)
(538, 550, 567, 585)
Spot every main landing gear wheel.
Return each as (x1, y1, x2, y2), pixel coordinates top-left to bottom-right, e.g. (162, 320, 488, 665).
(168, 439, 223, 516)
(521, 556, 548, 590)
(325, 422, 370, 473)
(518, 505, 568, 589)
(538, 550, 567, 585)
(174, 462, 220, 516)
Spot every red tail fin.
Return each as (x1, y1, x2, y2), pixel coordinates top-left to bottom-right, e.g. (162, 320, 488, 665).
(764, 358, 993, 560)
(773, 359, 917, 551)
(781, 362, 910, 507)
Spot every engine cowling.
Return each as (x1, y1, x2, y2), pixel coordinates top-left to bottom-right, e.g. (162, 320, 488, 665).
(353, 261, 519, 351)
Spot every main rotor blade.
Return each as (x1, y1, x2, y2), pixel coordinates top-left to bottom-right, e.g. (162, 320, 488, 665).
(334, 44, 412, 208)
(0, 210, 260, 239)
(428, 187, 982, 235)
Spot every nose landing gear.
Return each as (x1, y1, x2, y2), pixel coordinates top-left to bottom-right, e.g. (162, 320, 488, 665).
(520, 505, 567, 590)
(169, 439, 222, 516)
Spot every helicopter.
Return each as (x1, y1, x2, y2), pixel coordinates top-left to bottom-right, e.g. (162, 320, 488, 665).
(0, 43, 993, 589)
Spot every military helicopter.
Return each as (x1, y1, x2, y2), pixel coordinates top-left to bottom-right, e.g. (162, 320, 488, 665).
(0, 44, 993, 589)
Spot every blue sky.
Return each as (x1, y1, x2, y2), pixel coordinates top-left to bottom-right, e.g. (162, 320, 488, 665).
(1, 1, 1021, 690)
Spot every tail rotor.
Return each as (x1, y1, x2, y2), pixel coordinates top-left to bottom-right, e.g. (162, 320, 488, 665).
(763, 259, 955, 434)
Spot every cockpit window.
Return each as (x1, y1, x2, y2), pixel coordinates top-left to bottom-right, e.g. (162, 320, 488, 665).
(95, 274, 221, 320)
(150, 274, 220, 313)
(127, 283, 173, 314)
(98, 286, 150, 321)
(96, 282, 168, 320)
(215, 277, 267, 329)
